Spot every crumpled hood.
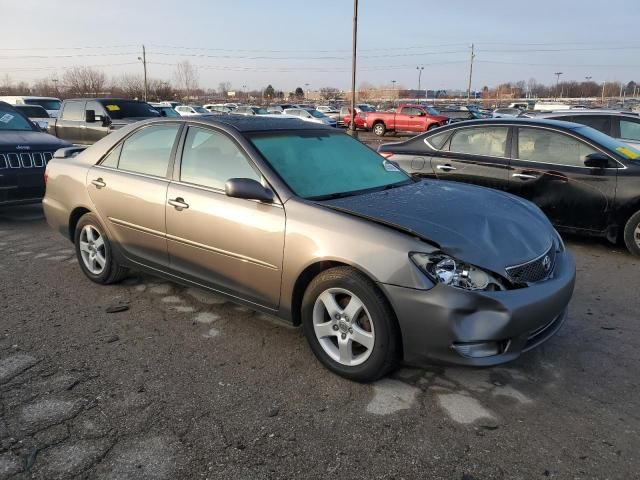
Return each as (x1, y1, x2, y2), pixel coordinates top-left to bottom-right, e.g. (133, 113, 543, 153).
(0, 130, 70, 149)
(319, 180, 555, 275)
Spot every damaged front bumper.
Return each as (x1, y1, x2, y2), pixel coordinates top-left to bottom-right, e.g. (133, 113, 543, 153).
(381, 250, 576, 367)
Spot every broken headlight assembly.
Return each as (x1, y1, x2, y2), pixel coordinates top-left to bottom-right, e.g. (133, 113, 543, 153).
(410, 252, 507, 291)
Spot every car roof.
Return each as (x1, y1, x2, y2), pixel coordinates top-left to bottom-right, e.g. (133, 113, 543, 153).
(434, 117, 589, 130)
(534, 110, 639, 118)
(65, 98, 146, 102)
(141, 116, 329, 133)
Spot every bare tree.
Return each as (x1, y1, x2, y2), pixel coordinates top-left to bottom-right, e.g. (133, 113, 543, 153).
(174, 60, 199, 101)
(62, 67, 106, 97)
(115, 74, 145, 99)
(218, 81, 232, 98)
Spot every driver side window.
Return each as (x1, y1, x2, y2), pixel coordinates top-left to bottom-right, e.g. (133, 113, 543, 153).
(179, 127, 261, 190)
(517, 127, 598, 167)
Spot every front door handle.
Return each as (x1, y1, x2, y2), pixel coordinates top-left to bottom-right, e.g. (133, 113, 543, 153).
(512, 173, 538, 180)
(436, 164, 457, 171)
(91, 178, 106, 189)
(168, 197, 189, 211)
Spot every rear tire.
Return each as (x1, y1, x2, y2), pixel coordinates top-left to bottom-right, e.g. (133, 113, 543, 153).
(74, 213, 128, 284)
(372, 122, 386, 137)
(623, 210, 640, 256)
(301, 267, 400, 382)
(427, 123, 439, 131)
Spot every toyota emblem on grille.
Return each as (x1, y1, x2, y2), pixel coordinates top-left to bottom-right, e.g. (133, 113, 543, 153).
(542, 255, 552, 271)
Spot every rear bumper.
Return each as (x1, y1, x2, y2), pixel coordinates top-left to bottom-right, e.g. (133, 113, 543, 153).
(381, 250, 576, 367)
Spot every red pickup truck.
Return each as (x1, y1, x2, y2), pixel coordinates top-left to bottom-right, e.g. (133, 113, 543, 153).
(363, 104, 449, 136)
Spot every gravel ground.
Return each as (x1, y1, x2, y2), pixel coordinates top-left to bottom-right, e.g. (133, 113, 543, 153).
(0, 204, 638, 480)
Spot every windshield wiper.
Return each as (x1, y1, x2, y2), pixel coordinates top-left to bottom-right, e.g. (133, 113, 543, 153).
(308, 191, 361, 201)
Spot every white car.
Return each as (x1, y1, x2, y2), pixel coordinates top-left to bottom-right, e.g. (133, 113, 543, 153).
(204, 104, 232, 114)
(175, 105, 213, 116)
(316, 105, 338, 114)
(283, 108, 337, 127)
(0, 96, 62, 118)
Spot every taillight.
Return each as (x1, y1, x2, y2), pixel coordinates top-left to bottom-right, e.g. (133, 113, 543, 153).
(44, 168, 48, 185)
(379, 152, 393, 159)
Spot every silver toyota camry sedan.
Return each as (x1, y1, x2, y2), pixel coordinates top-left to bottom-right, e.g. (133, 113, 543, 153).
(43, 116, 575, 382)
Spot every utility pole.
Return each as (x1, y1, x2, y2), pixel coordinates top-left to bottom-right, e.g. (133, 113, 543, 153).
(602, 81, 606, 106)
(554, 72, 563, 100)
(348, 0, 358, 137)
(391, 79, 396, 101)
(138, 45, 148, 102)
(467, 43, 475, 101)
(416, 66, 424, 103)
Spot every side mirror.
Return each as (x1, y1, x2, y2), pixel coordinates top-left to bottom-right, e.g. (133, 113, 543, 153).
(85, 109, 96, 123)
(419, 111, 426, 116)
(225, 178, 274, 203)
(159, 110, 167, 117)
(584, 153, 610, 169)
(101, 115, 112, 127)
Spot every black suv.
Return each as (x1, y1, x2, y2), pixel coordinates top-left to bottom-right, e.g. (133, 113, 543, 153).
(0, 102, 70, 207)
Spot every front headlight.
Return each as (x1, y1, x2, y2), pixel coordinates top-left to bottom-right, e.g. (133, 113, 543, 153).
(410, 252, 506, 291)
(554, 229, 565, 252)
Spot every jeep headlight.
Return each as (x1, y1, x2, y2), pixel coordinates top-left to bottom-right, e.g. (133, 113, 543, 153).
(410, 252, 506, 291)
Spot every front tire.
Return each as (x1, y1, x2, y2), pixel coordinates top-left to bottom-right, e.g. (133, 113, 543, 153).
(372, 122, 386, 137)
(301, 267, 400, 382)
(74, 213, 128, 284)
(623, 210, 640, 256)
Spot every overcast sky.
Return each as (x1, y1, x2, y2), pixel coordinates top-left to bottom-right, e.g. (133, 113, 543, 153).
(2, 0, 639, 92)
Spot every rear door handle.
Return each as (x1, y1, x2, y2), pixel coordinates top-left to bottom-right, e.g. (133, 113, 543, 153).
(512, 173, 538, 180)
(436, 164, 457, 171)
(168, 197, 189, 210)
(91, 178, 106, 188)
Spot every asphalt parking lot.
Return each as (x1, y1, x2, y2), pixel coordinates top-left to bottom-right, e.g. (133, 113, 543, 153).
(0, 204, 638, 480)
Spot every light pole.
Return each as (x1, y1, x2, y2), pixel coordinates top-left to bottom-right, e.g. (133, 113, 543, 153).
(305, 82, 310, 100)
(348, 0, 358, 137)
(554, 72, 563, 100)
(391, 79, 396, 101)
(242, 84, 247, 102)
(584, 76, 592, 99)
(416, 66, 424, 103)
(138, 45, 148, 102)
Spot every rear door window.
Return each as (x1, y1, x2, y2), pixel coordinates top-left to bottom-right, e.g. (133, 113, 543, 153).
(567, 115, 610, 135)
(117, 124, 180, 177)
(620, 119, 640, 141)
(447, 126, 509, 156)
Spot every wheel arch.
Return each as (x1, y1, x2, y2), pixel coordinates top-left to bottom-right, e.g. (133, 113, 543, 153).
(68, 206, 92, 243)
(290, 261, 403, 352)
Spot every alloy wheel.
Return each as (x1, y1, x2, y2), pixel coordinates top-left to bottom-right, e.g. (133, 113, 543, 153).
(79, 225, 107, 275)
(635, 223, 640, 248)
(312, 288, 375, 366)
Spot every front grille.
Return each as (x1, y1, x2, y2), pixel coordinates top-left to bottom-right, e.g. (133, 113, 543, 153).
(0, 151, 54, 170)
(506, 245, 556, 284)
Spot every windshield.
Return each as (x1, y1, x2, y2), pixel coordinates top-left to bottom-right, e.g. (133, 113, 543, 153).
(423, 106, 439, 115)
(192, 106, 208, 113)
(575, 126, 640, 161)
(98, 100, 160, 120)
(253, 107, 270, 115)
(308, 109, 326, 118)
(358, 105, 376, 112)
(0, 106, 36, 131)
(24, 99, 61, 110)
(250, 132, 411, 199)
